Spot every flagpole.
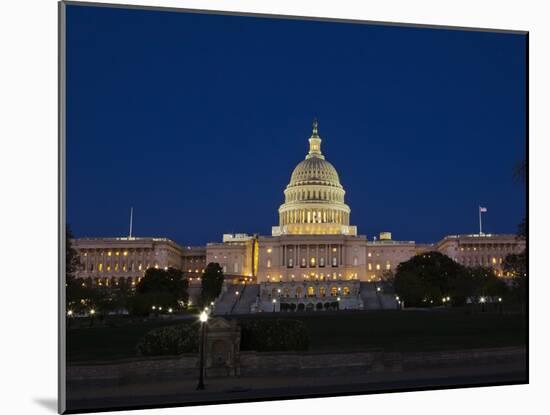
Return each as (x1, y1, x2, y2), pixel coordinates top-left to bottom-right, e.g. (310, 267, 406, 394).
(129, 207, 133, 239)
(479, 206, 482, 235)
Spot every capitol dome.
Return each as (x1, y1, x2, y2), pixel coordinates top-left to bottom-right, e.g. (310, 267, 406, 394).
(272, 120, 357, 236)
(289, 156, 342, 188)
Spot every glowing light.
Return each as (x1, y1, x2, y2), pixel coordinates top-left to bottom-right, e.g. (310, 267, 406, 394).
(480, 297, 486, 303)
(235, 291, 239, 296)
(152, 305, 156, 310)
(67, 310, 73, 316)
(199, 311, 208, 323)
(168, 308, 173, 313)
(337, 297, 341, 301)
(272, 299, 277, 303)
(90, 309, 95, 315)
(498, 297, 502, 302)
(376, 287, 381, 292)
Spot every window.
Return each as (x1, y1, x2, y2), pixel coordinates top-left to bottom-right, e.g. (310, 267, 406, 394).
(353, 256, 358, 266)
(288, 258, 294, 268)
(343, 286, 350, 296)
(332, 257, 338, 267)
(368, 263, 372, 271)
(301, 258, 307, 267)
(267, 259, 271, 268)
(386, 261, 391, 270)
(310, 257, 316, 267)
(296, 287, 303, 298)
(330, 286, 338, 296)
(319, 257, 325, 267)
(223, 265, 227, 273)
(234, 263, 238, 273)
(307, 286, 315, 297)
(376, 264, 381, 270)
(320, 286, 326, 297)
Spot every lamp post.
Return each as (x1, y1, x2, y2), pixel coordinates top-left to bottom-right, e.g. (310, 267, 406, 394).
(197, 310, 208, 390)
(67, 309, 73, 329)
(272, 298, 277, 312)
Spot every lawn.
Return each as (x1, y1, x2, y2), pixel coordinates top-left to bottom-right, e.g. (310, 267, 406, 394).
(66, 309, 526, 363)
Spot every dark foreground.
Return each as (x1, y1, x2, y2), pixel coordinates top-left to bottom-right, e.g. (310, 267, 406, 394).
(65, 309, 527, 413)
(66, 357, 527, 413)
(67, 309, 527, 362)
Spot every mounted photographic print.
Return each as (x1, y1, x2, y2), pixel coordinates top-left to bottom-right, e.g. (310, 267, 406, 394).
(59, 1, 528, 413)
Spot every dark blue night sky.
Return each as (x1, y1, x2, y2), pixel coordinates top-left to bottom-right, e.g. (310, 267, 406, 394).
(66, 4, 526, 245)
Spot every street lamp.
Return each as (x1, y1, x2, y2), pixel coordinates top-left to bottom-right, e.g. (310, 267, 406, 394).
(272, 298, 277, 312)
(67, 309, 73, 329)
(89, 308, 96, 327)
(480, 296, 486, 312)
(197, 311, 209, 390)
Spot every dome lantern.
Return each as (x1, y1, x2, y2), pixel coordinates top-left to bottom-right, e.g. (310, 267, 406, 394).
(306, 118, 324, 160)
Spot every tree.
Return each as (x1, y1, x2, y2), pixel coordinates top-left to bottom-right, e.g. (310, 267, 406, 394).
(66, 225, 83, 314)
(66, 225, 81, 280)
(468, 267, 508, 300)
(394, 252, 467, 307)
(130, 267, 189, 316)
(200, 262, 224, 306)
(503, 252, 527, 311)
(503, 252, 527, 278)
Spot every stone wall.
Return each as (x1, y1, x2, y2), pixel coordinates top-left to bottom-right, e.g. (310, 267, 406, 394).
(67, 346, 525, 385)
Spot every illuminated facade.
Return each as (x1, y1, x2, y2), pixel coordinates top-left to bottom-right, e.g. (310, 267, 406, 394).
(71, 121, 526, 312)
(73, 238, 209, 285)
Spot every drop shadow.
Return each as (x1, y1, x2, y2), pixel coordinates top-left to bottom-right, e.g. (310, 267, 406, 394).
(34, 398, 57, 413)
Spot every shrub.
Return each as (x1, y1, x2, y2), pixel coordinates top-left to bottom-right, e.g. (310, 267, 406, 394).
(136, 324, 198, 356)
(240, 319, 310, 351)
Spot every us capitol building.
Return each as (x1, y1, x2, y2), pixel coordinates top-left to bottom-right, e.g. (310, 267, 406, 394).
(72, 121, 525, 313)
